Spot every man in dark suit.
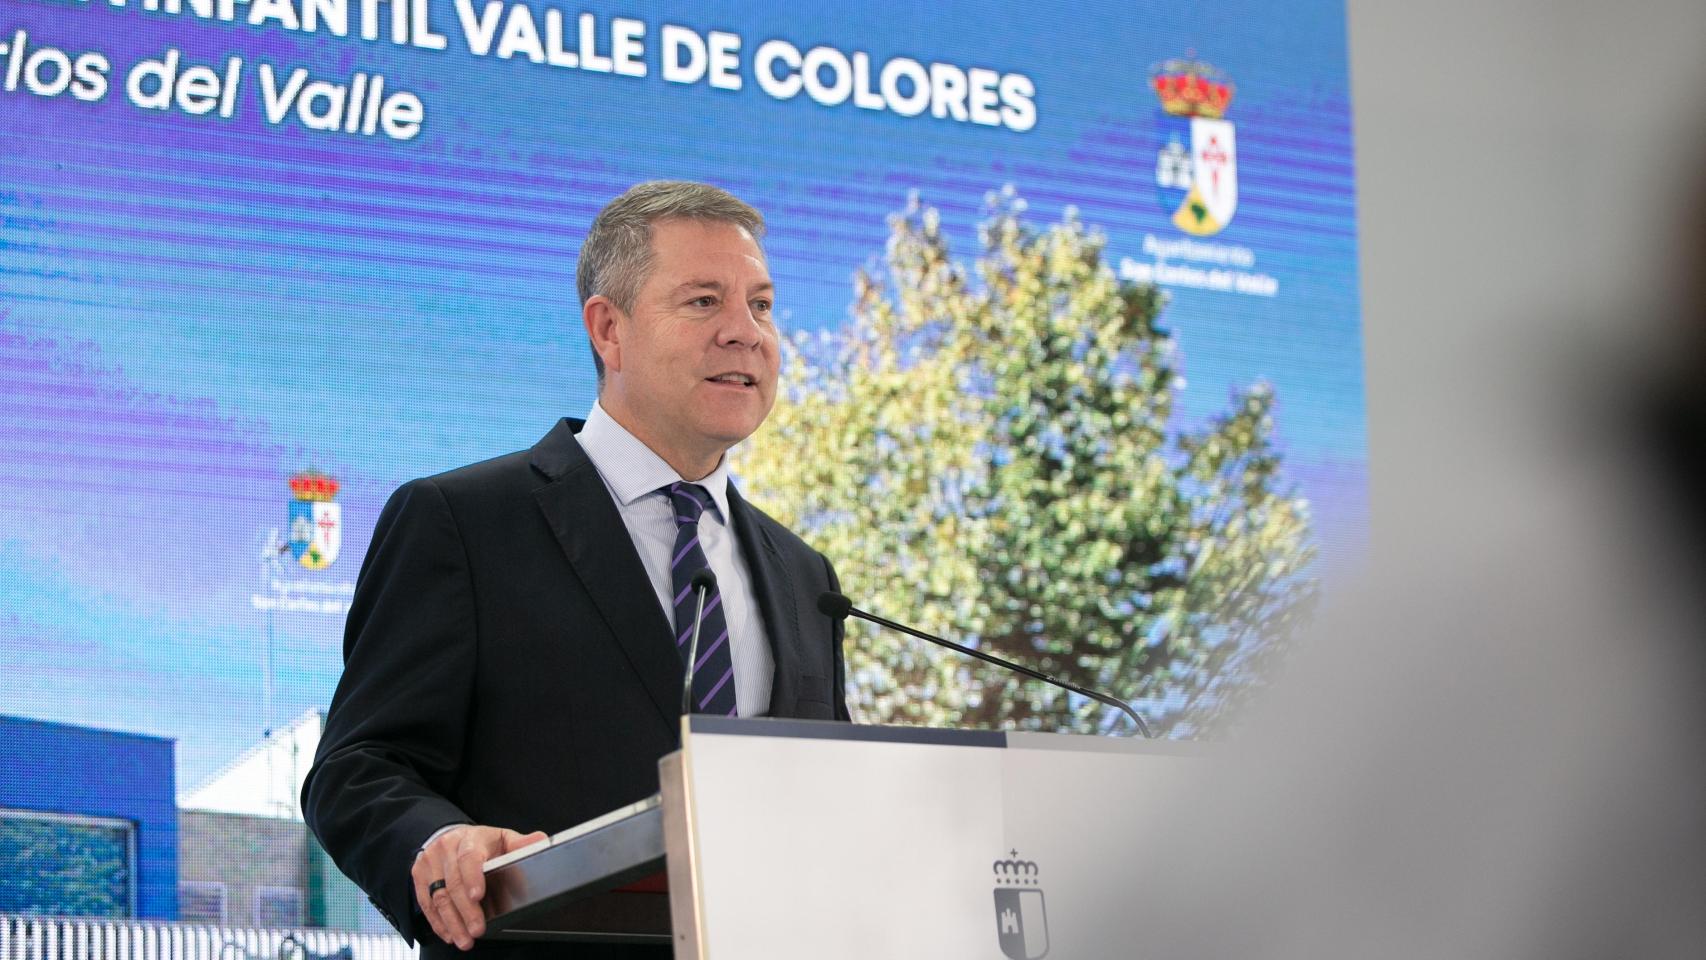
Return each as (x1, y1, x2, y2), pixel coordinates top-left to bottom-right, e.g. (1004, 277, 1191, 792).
(301, 182, 849, 958)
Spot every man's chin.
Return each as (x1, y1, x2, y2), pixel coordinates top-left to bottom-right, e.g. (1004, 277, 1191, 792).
(704, 421, 763, 449)
(698, 402, 772, 445)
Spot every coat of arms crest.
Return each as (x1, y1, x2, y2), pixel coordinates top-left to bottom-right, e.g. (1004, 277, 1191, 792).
(287, 470, 341, 570)
(993, 849, 1049, 959)
(1152, 57, 1238, 236)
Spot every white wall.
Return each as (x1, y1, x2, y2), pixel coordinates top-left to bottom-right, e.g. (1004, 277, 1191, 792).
(179, 710, 321, 819)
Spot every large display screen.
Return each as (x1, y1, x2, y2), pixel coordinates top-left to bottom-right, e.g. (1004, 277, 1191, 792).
(1, 0, 1362, 934)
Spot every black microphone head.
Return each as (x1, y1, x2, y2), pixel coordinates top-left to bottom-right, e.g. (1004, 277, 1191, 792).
(690, 567, 718, 592)
(816, 591, 853, 621)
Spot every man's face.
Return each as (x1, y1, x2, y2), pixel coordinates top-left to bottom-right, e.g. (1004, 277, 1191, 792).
(595, 218, 779, 471)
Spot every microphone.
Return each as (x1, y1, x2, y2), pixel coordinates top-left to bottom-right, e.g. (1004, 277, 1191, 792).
(681, 567, 719, 717)
(817, 591, 1153, 738)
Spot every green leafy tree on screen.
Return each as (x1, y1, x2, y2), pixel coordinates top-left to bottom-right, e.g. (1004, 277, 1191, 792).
(737, 190, 1317, 736)
(0, 818, 132, 917)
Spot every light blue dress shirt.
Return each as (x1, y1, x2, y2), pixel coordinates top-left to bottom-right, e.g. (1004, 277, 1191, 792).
(576, 401, 774, 716)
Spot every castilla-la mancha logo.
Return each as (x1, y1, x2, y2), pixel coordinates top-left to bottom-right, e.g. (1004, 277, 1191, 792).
(992, 849, 1048, 959)
(286, 469, 341, 570)
(1151, 56, 1237, 236)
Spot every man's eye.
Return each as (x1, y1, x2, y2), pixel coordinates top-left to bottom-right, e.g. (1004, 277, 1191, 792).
(751, 299, 774, 314)
(690, 296, 717, 308)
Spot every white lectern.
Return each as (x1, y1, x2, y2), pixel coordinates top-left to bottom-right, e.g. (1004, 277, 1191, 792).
(481, 716, 1193, 958)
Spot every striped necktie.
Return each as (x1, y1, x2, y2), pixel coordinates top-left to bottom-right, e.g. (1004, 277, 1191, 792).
(666, 482, 739, 716)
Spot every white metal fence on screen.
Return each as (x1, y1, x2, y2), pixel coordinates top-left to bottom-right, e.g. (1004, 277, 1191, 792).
(0, 917, 416, 960)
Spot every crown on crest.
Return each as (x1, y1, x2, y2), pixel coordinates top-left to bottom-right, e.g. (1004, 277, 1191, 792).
(289, 469, 340, 502)
(1151, 57, 1234, 118)
(992, 851, 1041, 886)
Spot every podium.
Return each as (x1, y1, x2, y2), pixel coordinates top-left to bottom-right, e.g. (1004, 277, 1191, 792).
(480, 715, 1194, 958)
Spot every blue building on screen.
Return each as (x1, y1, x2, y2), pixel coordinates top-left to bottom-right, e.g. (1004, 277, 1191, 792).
(0, 715, 178, 920)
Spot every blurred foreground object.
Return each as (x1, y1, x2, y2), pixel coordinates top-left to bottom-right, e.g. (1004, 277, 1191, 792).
(1083, 1, 1706, 952)
(1095, 282, 1706, 955)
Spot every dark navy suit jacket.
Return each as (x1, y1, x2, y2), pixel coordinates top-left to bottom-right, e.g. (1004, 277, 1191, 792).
(302, 418, 848, 958)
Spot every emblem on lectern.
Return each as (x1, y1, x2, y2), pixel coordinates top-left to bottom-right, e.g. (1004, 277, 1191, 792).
(992, 849, 1048, 959)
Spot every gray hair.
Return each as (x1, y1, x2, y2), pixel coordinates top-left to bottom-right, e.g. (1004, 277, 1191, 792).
(578, 181, 767, 383)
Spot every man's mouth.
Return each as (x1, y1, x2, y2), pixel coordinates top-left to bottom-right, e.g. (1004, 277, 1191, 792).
(706, 373, 756, 387)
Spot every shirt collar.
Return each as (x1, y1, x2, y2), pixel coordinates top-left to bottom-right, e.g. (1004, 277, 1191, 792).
(578, 400, 732, 523)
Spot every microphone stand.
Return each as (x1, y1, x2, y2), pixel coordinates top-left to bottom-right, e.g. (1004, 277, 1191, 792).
(681, 568, 717, 717)
(825, 595, 1152, 739)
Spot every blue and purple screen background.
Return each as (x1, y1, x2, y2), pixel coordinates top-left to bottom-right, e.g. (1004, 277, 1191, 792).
(1, 0, 1362, 791)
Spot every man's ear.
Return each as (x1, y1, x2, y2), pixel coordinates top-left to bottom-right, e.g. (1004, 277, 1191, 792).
(583, 295, 622, 375)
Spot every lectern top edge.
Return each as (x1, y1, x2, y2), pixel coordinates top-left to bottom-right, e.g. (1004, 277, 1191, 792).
(685, 715, 1180, 756)
(686, 714, 1006, 748)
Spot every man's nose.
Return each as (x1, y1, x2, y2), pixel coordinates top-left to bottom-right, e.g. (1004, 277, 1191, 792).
(716, 302, 763, 347)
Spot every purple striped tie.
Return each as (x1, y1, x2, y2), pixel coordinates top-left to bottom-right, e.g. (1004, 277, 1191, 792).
(666, 483, 738, 717)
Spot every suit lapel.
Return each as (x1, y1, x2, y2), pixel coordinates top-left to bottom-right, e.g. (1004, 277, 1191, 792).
(728, 485, 801, 717)
(529, 419, 679, 730)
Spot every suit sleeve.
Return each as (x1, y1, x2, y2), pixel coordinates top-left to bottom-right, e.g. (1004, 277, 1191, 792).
(301, 477, 477, 943)
(824, 553, 852, 722)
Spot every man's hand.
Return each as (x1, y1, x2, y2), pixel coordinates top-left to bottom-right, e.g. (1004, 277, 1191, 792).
(411, 824, 548, 951)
